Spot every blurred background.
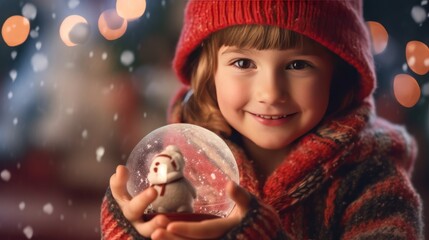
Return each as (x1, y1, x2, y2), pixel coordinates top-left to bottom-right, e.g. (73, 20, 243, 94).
(0, 0, 427, 239)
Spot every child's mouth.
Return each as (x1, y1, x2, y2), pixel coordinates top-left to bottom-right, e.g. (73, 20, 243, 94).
(254, 114, 289, 120)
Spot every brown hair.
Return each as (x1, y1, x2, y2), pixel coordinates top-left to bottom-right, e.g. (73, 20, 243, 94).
(180, 25, 359, 137)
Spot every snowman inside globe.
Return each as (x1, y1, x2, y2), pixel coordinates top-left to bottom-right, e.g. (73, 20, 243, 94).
(147, 145, 196, 213)
(126, 123, 239, 222)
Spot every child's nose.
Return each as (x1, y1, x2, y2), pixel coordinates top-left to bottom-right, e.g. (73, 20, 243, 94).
(256, 70, 287, 104)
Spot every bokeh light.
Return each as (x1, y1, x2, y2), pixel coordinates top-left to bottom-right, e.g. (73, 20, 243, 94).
(1, 15, 30, 47)
(98, 9, 127, 40)
(393, 74, 421, 108)
(59, 15, 88, 47)
(405, 40, 429, 75)
(116, 0, 146, 21)
(367, 21, 388, 54)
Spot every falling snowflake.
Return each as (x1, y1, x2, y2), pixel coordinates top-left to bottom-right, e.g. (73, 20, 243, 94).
(82, 129, 88, 139)
(11, 51, 17, 60)
(31, 53, 49, 72)
(10, 69, 17, 81)
(102, 52, 108, 60)
(120, 50, 135, 66)
(22, 3, 37, 20)
(19, 201, 26, 211)
(96, 146, 105, 162)
(35, 41, 42, 50)
(43, 203, 54, 215)
(1, 170, 11, 181)
(23, 226, 33, 239)
(411, 6, 427, 24)
(68, 0, 80, 9)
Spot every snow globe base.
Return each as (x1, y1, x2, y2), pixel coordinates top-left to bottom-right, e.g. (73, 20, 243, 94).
(143, 213, 221, 222)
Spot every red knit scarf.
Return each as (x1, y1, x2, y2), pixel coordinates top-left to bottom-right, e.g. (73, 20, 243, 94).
(225, 99, 416, 214)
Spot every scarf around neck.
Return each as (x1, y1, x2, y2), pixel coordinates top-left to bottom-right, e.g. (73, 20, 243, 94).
(224, 98, 417, 214)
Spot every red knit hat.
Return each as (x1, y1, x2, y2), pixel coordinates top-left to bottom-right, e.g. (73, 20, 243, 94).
(172, 0, 376, 102)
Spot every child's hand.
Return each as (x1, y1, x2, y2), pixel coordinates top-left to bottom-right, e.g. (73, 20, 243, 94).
(110, 165, 170, 237)
(150, 181, 252, 240)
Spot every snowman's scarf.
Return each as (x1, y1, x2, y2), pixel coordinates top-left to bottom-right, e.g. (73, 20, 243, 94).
(151, 177, 184, 196)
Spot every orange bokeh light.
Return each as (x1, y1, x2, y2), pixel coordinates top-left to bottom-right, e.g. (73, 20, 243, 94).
(393, 74, 421, 108)
(60, 15, 88, 47)
(367, 21, 388, 54)
(1, 15, 30, 47)
(98, 9, 127, 41)
(405, 40, 429, 75)
(116, 0, 146, 21)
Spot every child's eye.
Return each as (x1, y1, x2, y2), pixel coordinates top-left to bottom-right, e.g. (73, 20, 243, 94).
(286, 60, 312, 70)
(232, 59, 255, 69)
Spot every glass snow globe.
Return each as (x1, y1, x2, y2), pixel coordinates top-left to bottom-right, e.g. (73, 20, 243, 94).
(126, 123, 239, 221)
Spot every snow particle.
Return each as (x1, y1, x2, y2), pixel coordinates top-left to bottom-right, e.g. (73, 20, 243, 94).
(31, 53, 49, 72)
(22, 3, 37, 20)
(1, 170, 11, 182)
(120, 50, 135, 66)
(43, 203, 54, 215)
(411, 6, 427, 24)
(11, 51, 17, 60)
(102, 52, 108, 60)
(422, 82, 429, 96)
(35, 41, 42, 50)
(402, 63, 408, 72)
(113, 113, 119, 121)
(82, 129, 88, 139)
(10, 69, 17, 81)
(8, 91, 13, 99)
(68, 0, 80, 9)
(96, 146, 105, 162)
(19, 201, 26, 211)
(30, 29, 39, 39)
(23, 226, 33, 239)
(13, 117, 18, 125)
(69, 22, 90, 44)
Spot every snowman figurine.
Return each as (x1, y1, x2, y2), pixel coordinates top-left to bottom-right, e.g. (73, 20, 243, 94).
(147, 145, 196, 213)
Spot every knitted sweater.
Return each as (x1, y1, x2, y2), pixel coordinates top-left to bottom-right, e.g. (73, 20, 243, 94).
(100, 93, 423, 239)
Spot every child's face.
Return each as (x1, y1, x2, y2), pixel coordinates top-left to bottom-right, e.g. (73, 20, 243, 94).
(214, 42, 335, 150)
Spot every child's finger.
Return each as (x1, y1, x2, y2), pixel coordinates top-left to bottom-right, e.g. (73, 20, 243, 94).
(110, 165, 131, 205)
(226, 181, 251, 213)
(167, 217, 237, 239)
(123, 187, 158, 221)
(135, 214, 170, 238)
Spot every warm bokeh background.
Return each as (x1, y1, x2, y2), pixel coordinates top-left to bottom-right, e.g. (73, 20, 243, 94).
(0, 0, 427, 239)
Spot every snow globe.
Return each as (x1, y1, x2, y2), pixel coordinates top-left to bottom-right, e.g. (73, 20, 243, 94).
(126, 123, 239, 221)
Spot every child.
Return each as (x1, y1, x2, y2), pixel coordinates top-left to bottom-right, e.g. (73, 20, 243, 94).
(101, 0, 423, 239)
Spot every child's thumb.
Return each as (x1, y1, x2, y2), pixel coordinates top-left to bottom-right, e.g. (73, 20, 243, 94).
(226, 181, 251, 211)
